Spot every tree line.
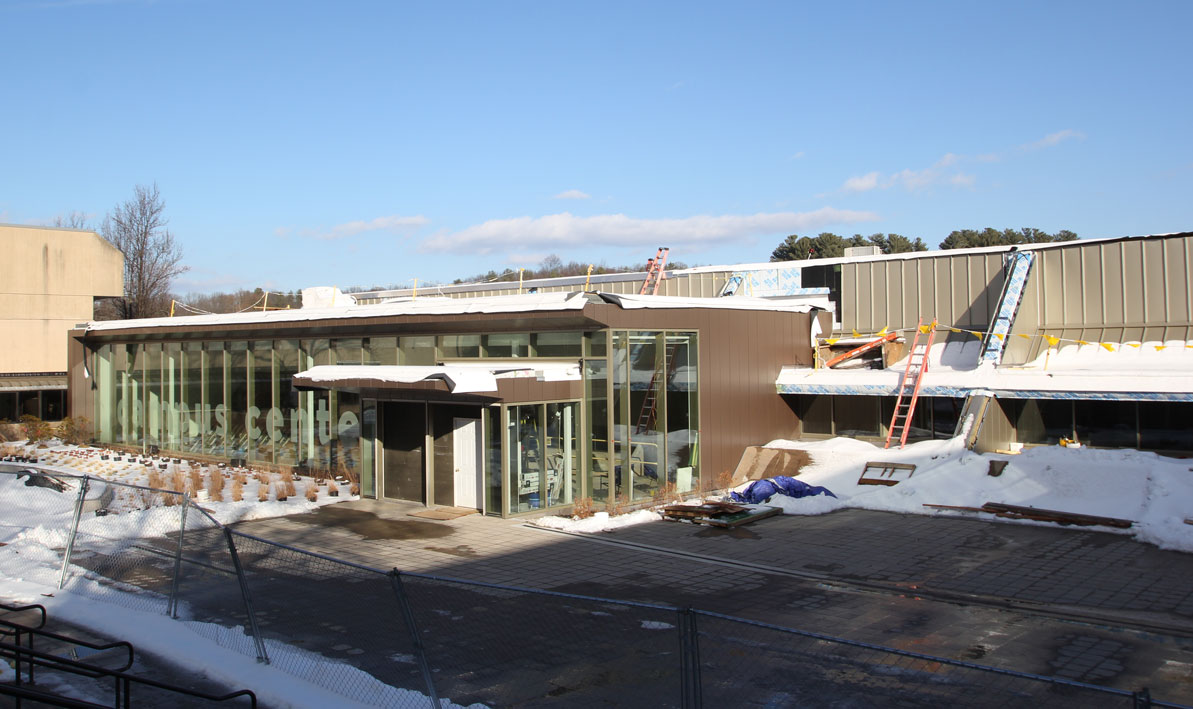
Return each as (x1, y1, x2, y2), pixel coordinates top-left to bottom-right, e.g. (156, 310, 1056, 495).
(770, 228, 1077, 262)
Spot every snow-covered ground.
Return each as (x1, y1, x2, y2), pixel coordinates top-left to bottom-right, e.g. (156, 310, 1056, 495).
(535, 436, 1193, 553)
(0, 439, 482, 709)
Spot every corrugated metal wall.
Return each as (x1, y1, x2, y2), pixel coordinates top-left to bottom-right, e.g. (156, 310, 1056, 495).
(356, 270, 738, 302)
(839, 252, 1005, 335)
(1004, 235, 1193, 364)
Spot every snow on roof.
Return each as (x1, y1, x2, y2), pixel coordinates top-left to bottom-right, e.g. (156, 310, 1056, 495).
(293, 363, 581, 394)
(778, 339, 1193, 400)
(83, 290, 816, 333)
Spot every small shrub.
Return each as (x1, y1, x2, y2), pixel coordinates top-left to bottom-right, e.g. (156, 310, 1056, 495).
(573, 497, 595, 519)
(231, 478, 244, 502)
(58, 416, 91, 445)
(283, 477, 296, 498)
(171, 469, 186, 493)
(327, 479, 339, 496)
(606, 494, 628, 517)
(305, 483, 318, 502)
(19, 415, 51, 443)
(349, 482, 360, 496)
(258, 483, 270, 502)
(652, 482, 678, 506)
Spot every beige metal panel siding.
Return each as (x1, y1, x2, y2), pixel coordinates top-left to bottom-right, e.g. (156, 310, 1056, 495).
(1122, 240, 1146, 323)
(1143, 240, 1167, 322)
(1102, 243, 1125, 325)
(975, 398, 1014, 453)
(855, 262, 873, 331)
(933, 259, 951, 324)
(902, 260, 919, 325)
(1082, 247, 1104, 324)
(1166, 238, 1190, 323)
(1061, 248, 1083, 325)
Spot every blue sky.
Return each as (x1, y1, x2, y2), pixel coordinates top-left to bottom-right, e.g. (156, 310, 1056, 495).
(2, 1, 1190, 295)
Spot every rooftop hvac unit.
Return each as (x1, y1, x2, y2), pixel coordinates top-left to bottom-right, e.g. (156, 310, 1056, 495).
(844, 245, 882, 257)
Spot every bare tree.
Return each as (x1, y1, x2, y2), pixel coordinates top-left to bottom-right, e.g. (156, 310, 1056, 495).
(100, 184, 188, 319)
(53, 211, 92, 229)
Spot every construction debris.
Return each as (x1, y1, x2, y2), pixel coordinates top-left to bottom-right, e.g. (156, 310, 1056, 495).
(922, 501, 1133, 529)
(858, 462, 916, 487)
(662, 502, 781, 528)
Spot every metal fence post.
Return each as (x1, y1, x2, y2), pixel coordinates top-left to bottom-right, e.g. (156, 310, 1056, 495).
(223, 528, 270, 664)
(389, 569, 440, 709)
(168, 496, 190, 618)
(678, 607, 702, 709)
(1134, 688, 1152, 708)
(58, 476, 90, 589)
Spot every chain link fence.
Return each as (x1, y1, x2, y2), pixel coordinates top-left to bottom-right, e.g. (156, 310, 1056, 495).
(2, 466, 1186, 708)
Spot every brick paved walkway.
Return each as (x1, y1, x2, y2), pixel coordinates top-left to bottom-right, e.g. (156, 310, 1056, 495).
(231, 501, 1193, 701)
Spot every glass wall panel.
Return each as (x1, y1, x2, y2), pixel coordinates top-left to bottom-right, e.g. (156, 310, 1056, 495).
(226, 341, 248, 459)
(625, 332, 663, 501)
(361, 399, 376, 497)
(302, 340, 330, 470)
(123, 344, 144, 446)
(584, 331, 607, 358)
(275, 340, 301, 466)
(248, 341, 273, 463)
(585, 358, 609, 503)
(534, 332, 582, 358)
(94, 345, 114, 443)
(203, 342, 226, 456)
(508, 403, 545, 513)
(365, 337, 397, 366)
(0, 392, 17, 422)
(41, 391, 64, 421)
(1140, 402, 1193, 452)
(835, 396, 880, 437)
(1011, 399, 1073, 445)
(400, 336, 436, 365)
(611, 331, 630, 500)
(145, 344, 162, 448)
(19, 392, 41, 418)
(546, 402, 579, 506)
(440, 335, 480, 359)
(333, 338, 364, 365)
(484, 333, 529, 358)
(1076, 400, 1138, 448)
(665, 332, 698, 492)
(335, 391, 362, 486)
(181, 343, 203, 452)
(485, 407, 503, 515)
(163, 343, 182, 450)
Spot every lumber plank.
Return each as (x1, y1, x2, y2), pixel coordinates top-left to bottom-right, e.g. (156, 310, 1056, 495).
(981, 502, 1132, 529)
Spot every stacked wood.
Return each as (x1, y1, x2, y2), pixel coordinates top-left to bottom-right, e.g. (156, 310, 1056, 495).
(923, 501, 1133, 529)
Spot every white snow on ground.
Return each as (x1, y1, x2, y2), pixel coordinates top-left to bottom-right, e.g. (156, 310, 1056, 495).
(0, 439, 483, 709)
(760, 436, 1193, 552)
(533, 434, 1193, 554)
(531, 509, 661, 533)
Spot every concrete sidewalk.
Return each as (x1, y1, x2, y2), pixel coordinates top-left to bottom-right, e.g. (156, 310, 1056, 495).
(233, 501, 1193, 701)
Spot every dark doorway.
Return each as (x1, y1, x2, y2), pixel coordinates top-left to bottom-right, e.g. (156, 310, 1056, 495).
(382, 402, 426, 502)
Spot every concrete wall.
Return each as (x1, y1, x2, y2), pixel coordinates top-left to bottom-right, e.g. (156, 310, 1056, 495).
(0, 225, 123, 373)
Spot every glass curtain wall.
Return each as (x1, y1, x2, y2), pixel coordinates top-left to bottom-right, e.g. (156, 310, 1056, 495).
(92, 338, 366, 486)
(505, 400, 579, 513)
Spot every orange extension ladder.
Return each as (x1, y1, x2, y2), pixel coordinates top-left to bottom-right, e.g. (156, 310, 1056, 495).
(884, 318, 937, 449)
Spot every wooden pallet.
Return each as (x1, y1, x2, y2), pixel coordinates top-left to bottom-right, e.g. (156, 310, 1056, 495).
(858, 461, 916, 486)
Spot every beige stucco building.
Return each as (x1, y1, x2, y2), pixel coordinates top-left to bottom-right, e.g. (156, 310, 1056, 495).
(1, 224, 123, 420)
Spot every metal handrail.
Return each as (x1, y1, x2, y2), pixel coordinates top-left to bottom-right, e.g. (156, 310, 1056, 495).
(0, 638, 257, 708)
(0, 617, 135, 673)
(0, 601, 47, 630)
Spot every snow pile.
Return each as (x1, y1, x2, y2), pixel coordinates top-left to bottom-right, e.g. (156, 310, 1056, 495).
(532, 508, 661, 533)
(761, 436, 1193, 552)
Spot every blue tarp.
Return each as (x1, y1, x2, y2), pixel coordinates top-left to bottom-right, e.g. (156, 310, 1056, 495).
(729, 475, 837, 505)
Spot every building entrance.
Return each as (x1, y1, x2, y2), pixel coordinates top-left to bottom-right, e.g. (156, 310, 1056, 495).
(381, 402, 425, 502)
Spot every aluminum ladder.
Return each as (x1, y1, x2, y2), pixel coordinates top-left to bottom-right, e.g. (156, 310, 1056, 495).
(884, 319, 937, 449)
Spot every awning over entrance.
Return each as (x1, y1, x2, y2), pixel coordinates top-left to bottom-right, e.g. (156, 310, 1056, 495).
(292, 363, 582, 394)
(0, 374, 67, 392)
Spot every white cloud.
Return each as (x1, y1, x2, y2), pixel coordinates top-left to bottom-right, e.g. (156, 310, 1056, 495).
(842, 172, 881, 193)
(419, 208, 880, 254)
(841, 154, 974, 193)
(790, 151, 806, 160)
(1021, 129, 1085, 152)
(308, 214, 429, 241)
(552, 189, 591, 200)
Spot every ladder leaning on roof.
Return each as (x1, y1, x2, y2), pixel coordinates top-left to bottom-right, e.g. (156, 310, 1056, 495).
(884, 318, 937, 449)
(639, 247, 670, 295)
